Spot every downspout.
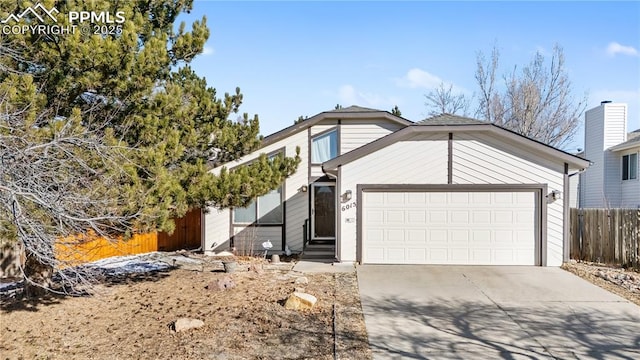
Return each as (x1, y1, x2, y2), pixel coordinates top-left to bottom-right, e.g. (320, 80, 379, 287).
(322, 165, 338, 180)
(568, 168, 586, 178)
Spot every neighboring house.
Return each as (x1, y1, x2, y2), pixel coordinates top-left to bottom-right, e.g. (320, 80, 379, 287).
(204, 106, 589, 267)
(568, 151, 584, 208)
(579, 101, 640, 208)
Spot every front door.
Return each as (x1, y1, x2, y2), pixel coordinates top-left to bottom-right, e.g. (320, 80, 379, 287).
(311, 183, 336, 240)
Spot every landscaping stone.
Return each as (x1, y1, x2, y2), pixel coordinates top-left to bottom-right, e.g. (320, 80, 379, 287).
(173, 318, 204, 332)
(206, 276, 235, 291)
(295, 276, 309, 285)
(217, 276, 236, 290)
(284, 292, 317, 310)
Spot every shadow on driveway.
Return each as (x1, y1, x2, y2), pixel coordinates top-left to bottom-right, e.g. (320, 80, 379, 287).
(358, 266, 640, 359)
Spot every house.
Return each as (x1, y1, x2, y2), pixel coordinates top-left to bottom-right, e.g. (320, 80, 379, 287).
(579, 101, 640, 208)
(204, 106, 590, 266)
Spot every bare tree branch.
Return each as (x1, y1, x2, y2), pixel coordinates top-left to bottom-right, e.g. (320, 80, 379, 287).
(424, 82, 471, 117)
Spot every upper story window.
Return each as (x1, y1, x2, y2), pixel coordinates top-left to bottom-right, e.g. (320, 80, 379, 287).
(622, 153, 638, 180)
(311, 129, 338, 164)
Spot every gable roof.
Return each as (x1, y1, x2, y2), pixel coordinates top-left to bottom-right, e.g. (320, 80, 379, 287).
(417, 113, 486, 125)
(323, 113, 591, 171)
(609, 129, 640, 152)
(261, 105, 413, 148)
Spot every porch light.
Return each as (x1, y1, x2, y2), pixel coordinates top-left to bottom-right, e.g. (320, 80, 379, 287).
(342, 190, 352, 202)
(299, 185, 308, 192)
(548, 190, 562, 203)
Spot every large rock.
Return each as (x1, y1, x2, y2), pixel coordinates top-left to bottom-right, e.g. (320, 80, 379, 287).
(284, 292, 317, 310)
(173, 318, 204, 332)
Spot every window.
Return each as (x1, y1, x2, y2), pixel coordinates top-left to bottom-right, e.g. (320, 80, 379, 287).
(622, 153, 638, 180)
(311, 129, 338, 163)
(233, 186, 283, 224)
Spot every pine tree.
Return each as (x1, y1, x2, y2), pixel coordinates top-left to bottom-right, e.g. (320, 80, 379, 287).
(0, 0, 300, 294)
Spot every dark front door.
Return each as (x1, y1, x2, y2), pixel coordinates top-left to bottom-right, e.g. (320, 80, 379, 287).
(312, 183, 336, 239)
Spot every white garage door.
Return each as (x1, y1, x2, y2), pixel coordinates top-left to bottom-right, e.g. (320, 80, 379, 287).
(362, 191, 537, 265)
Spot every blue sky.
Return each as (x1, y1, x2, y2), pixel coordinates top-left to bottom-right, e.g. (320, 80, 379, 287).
(180, 1, 640, 151)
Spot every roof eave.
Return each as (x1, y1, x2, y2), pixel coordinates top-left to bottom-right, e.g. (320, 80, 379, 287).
(323, 124, 591, 170)
(261, 111, 412, 148)
(609, 142, 640, 152)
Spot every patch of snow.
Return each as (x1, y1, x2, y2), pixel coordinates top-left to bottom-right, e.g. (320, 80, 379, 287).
(0, 281, 20, 292)
(85, 252, 171, 276)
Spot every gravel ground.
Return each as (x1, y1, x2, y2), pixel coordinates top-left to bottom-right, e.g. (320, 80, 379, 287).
(561, 260, 640, 306)
(0, 254, 371, 360)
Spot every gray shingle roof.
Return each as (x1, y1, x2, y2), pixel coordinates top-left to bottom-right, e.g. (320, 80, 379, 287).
(417, 113, 487, 125)
(326, 105, 382, 113)
(610, 130, 640, 151)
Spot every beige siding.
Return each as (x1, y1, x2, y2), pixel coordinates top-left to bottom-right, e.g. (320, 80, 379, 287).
(341, 120, 404, 154)
(232, 226, 283, 255)
(284, 133, 310, 251)
(451, 133, 565, 266)
(310, 165, 325, 178)
(204, 208, 231, 252)
(569, 174, 579, 208)
(337, 131, 567, 266)
(205, 130, 309, 254)
(310, 122, 338, 136)
(339, 134, 449, 261)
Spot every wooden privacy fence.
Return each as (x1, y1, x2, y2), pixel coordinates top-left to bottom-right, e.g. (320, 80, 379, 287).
(570, 208, 640, 270)
(1, 209, 202, 275)
(56, 208, 202, 265)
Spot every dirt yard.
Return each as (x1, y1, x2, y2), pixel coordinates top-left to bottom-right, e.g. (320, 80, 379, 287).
(0, 256, 372, 360)
(562, 261, 640, 306)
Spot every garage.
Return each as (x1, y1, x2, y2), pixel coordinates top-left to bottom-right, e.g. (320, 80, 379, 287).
(361, 187, 541, 265)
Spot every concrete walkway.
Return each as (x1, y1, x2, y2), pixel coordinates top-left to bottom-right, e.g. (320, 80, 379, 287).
(292, 260, 355, 273)
(358, 265, 640, 359)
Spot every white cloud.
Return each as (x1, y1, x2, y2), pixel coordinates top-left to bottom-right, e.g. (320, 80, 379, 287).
(395, 68, 443, 89)
(394, 68, 470, 96)
(337, 84, 401, 109)
(202, 46, 214, 55)
(606, 42, 639, 57)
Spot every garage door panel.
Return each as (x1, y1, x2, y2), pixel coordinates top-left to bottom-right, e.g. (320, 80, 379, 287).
(362, 191, 537, 265)
(407, 248, 427, 262)
(387, 229, 405, 242)
(450, 211, 470, 223)
(408, 210, 426, 223)
(407, 229, 427, 243)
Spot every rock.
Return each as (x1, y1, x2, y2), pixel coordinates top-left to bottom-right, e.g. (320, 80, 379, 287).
(294, 287, 306, 293)
(295, 276, 309, 285)
(284, 292, 317, 310)
(173, 318, 204, 332)
(217, 276, 236, 290)
(206, 276, 235, 291)
(271, 254, 280, 264)
(222, 261, 238, 273)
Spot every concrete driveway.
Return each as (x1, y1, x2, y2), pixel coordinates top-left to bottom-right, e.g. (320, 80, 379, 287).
(357, 266, 640, 359)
